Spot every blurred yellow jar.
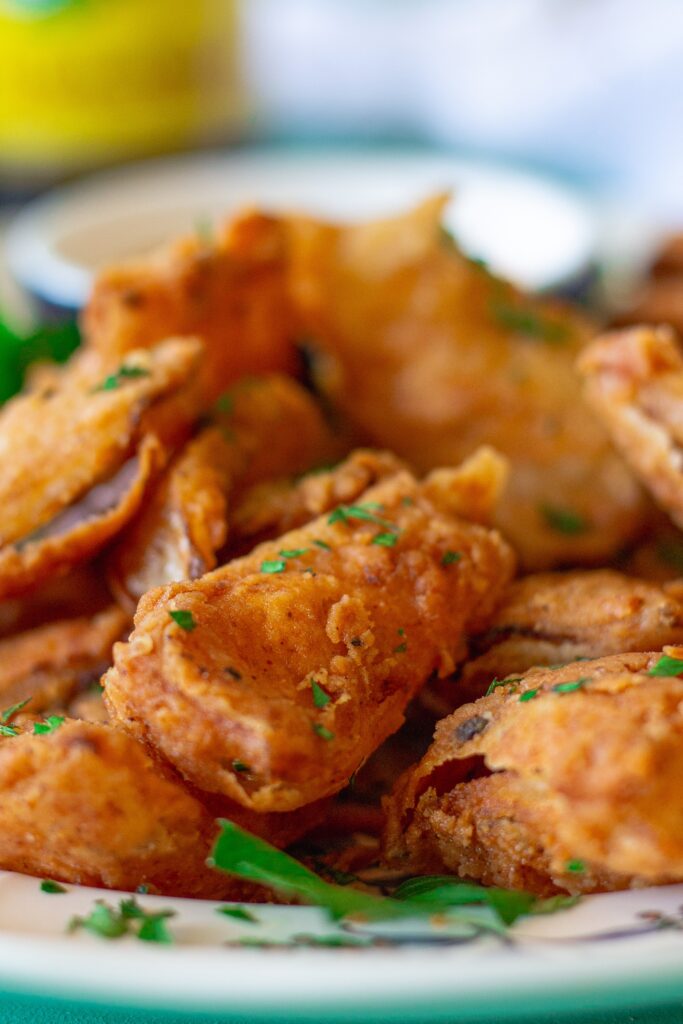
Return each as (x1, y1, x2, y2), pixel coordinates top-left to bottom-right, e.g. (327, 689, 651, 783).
(0, 0, 244, 187)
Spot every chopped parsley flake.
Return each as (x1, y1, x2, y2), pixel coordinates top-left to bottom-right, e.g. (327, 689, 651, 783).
(397, 628, 405, 636)
(441, 550, 462, 567)
(519, 689, 539, 703)
(41, 880, 67, 894)
(541, 504, 589, 536)
(93, 364, 150, 393)
(261, 559, 286, 574)
(312, 722, 335, 742)
(648, 655, 683, 677)
(168, 609, 196, 631)
(486, 677, 522, 696)
(394, 642, 408, 654)
(490, 300, 570, 344)
(566, 860, 586, 874)
(313, 539, 331, 551)
(69, 897, 175, 942)
(372, 532, 399, 547)
(311, 679, 331, 709)
(0, 697, 31, 736)
(232, 759, 250, 774)
(279, 548, 309, 559)
(328, 503, 398, 533)
(552, 677, 590, 694)
(217, 905, 257, 923)
(69, 901, 128, 940)
(33, 715, 65, 735)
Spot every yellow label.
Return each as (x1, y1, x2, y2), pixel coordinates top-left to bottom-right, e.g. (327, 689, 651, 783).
(0, 0, 243, 171)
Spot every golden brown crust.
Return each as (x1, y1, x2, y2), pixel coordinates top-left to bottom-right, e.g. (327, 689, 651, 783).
(457, 569, 683, 702)
(82, 211, 301, 403)
(384, 651, 683, 893)
(105, 467, 515, 812)
(285, 195, 645, 569)
(578, 326, 683, 530)
(0, 605, 129, 715)
(0, 338, 203, 600)
(107, 375, 340, 609)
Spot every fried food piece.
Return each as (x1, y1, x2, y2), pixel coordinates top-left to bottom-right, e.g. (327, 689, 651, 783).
(578, 325, 683, 531)
(0, 720, 321, 898)
(0, 563, 113, 639)
(614, 233, 683, 336)
(0, 605, 128, 715)
(286, 194, 644, 568)
(229, 449, 406, 552)
(457, 570, 683, 703)
(83, 211, 301, 404)
(108, 375, 339, 609)
(105, 466, 515, 813)
(0, 338, 203, 600)
(230, 445, 507, 555)
(384, 651, 683, 895)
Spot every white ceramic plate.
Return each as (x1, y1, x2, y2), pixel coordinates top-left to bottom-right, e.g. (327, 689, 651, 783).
(1, 870, 683, 1020)
(5, 148, 596, 310)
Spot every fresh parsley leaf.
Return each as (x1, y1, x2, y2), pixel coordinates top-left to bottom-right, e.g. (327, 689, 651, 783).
(279, 548, 309, 559)
(69, 901, 129, 940)
(33, 715, 65, 735)
(232, 759, 250, 774)
(217, 905, 257, 923)
(313, 539, 331, 551)
(519, 689, 539, 703)
(119, 897, 175, 943)
(394, 642, 408, 654)
(393, 876, 536, 927)
(0, 698, 30, 724)
(648, 655, 683, 677)
(0, 725, 18, 737)
(261, 559, 286, 574)
(541, 504, 589, 536)
(311, 679, 331, 708)
(372, 533, 399, 547)
(489, 300, 570, 344)
(312, 723, 335, 742)
(552, 677, 590, 694)
(168, 609, 196, 631)
(566, 860, 586, 874)
(328, 504, 398, 532)
(486, 677, 522, 697)
(441, 550, 462, 566)
(93, 364, 150, 393)
(40, 879, 67, 894)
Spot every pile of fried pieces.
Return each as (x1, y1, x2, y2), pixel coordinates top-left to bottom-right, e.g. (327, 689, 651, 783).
(3, 192, 683, 905)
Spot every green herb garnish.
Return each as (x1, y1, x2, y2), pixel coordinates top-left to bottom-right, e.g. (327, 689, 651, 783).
(648, 655, 683, 677)
(40, 880, 67, 894)
(328, 504, 398, 533)
(541, 504, 589, 536)
(69, 902, 128, 940)
(217, 905, 257, 923)
(0, 698, 31, 736)
(372, 533, 399, 547)
(93, 364, 150, 393)
(312, 723, 335, 742)
(232, 759, 250, 774)
(394, 642, 408, 654)
(311, 679, 331, 709)
(33, 714, 65, 735)
(394, 876, 537, 927)
(519, 689, 539, 703)
(490, 301, 570, 344)
(261, 559, 287, 574)
(441, 550, 462, 566)
(119, 898, 175, 944)
(566, 860, 586, 874)
(313, 539, 331, 551)
(168, 609, 196, 631)
(279, 548, 309, 559)
(552, 677, 590, 694)
(486, 677, 522, 697)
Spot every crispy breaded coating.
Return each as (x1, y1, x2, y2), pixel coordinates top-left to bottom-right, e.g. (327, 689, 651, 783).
(286, 195, 645, 568)
(230, 445, 507, 556)
(384, 651, 683, 895)
(0, 564, 113, 639)
(579, 325, 683, 530)
(108, 376, 339, 609)
(0, 605, 128, 715)
(0, 338, 203, 600)
(0, 720, 321, 898)
(104, 466, 515, 813)
(457, 570, 683, 702)
(82, 211, 301, 403)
